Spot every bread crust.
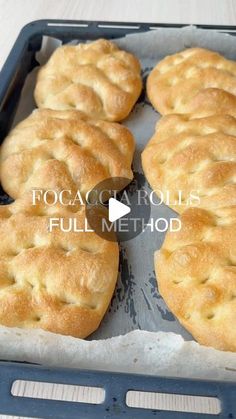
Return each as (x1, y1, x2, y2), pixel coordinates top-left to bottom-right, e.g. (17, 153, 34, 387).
(0, 193, 119, 338)
(145, 47, 236, 351)
(34, 39, 142, 121)
(147, 48, 236, 117)
(142, 114, 236, 213)
(0, 109, 135, 199)
(155, 207, 236, 351)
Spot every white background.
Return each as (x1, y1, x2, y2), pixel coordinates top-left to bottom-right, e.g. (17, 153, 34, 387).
(0, 0, 236, 69)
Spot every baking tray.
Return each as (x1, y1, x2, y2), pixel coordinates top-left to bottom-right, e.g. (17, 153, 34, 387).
(0, 19, 235, 418)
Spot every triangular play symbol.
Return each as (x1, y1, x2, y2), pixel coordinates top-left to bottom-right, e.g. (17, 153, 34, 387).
(108, 198, 131, 222)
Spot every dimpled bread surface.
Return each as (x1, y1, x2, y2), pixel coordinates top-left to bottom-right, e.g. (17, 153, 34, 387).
(0, 193, 119, 338)
(0, 109, 135, 199)
(34, 38, 142, 121)
(144, 46, 236, 351)
(142, 114, 236, 213)
(147, 47, 236, 117)
(155, 207, 236, 352)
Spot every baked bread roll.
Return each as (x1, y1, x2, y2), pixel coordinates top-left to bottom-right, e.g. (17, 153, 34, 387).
(34, 39, 142, 121)
(155, 207, 236, 352)
(0, 193, 118, 338)
(142, 114, 236, 213)
(147, 48, 236, 116)
(0, 109, 135, 199)
(145, 47, 236, 351)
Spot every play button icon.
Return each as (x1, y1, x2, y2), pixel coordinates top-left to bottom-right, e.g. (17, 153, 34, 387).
(108, 198, 131, 222)
(86, 176, 151, 242)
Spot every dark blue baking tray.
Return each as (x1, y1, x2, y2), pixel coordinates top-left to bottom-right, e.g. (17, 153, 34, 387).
(0, 19, 235, 418)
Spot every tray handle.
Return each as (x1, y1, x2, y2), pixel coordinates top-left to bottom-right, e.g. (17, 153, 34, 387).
(0, 361, 235, 418)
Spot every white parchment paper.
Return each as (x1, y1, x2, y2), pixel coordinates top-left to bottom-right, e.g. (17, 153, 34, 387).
(1, 26, 235, 379)
(0, 327, 236, 381)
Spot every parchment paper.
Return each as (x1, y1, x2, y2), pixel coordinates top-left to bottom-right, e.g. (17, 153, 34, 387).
(0, 327, 236, 381)
(1, 26, 235, 379)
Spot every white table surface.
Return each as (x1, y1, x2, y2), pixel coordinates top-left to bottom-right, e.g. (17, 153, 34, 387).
(0, 1, 235, 417)
(0, 0, 236, 69)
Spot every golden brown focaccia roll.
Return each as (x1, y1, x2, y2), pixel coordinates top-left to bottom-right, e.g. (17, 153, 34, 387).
(0, 109, 135, 199)
(142, 114, 236, 213)
(155, 206, 236, 352)
(147, 48, 236, 116)
(34, 39, 142, 121)
(0, 193, 119, 338)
